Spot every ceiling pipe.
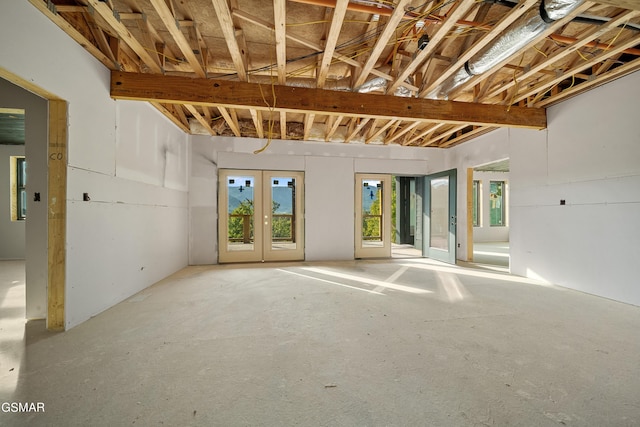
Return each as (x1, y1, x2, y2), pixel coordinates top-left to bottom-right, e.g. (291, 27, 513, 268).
(425, 0, 586, 100)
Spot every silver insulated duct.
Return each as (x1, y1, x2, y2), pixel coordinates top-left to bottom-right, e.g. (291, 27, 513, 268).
(425, 0, 584, 100)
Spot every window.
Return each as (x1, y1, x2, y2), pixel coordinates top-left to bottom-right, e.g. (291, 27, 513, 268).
(10, 156, 26, 221)
(489, 181, 505, 226)
(472, 180, 480, 227)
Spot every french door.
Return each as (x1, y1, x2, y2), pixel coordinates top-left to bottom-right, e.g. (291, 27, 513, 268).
(218, 169, 304, 263)
(423, 169, 457, 264)
(355, 173, 391, 258)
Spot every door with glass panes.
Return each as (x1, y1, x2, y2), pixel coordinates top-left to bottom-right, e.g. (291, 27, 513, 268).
(355, 174, 391, 259)
(218, 169, 304, 263)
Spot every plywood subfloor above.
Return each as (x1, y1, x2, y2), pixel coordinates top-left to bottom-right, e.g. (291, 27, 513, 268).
(29, 0, 640, 147)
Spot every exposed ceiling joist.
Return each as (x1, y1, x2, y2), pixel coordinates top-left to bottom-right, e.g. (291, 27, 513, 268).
(111, 71, 547, 129)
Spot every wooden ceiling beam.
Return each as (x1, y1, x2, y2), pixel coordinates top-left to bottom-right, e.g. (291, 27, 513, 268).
(353, 0, 411, 88)
(111, 71, 547, 129)
(317, 0, 349, 88)
(280, 111, 287, 139)
(211, 0, 247, 80)
(387, 0, 477, 95)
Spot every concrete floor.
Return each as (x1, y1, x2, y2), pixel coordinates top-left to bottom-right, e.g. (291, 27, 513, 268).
(1, 259, 640, 426)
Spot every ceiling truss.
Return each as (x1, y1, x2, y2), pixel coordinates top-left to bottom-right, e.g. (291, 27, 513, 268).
(29, 0, 640, 148)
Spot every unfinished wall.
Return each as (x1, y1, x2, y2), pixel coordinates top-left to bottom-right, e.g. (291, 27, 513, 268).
(509, 70, 640, 307)
(448, 70, 640, 306)
(0, 144, 26, 260)
(0, 1, 189, 328)
(189, 137, 443, 263)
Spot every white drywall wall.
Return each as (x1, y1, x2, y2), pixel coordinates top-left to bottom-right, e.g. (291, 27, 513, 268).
(189, 136, 442, 263)
(448, 70, 640, 306)
(0, 144, 25, 260)
(509, 70, 640, 306)
(0, 2, 189, 328)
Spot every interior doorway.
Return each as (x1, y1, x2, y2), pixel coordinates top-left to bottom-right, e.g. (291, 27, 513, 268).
(218, 169, 305, 263)
(393, 176, 422, 259)
(468, 160, 510, 271)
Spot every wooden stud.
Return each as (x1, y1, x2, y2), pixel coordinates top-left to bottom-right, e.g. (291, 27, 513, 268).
(47, 100, 67, 331)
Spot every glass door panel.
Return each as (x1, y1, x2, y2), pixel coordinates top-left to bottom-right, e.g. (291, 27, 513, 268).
(429, 177, 449, 251)
(423, 169, 457, 264)
(263, 171, 305, 261)
(219, 170, 263, 263)
(355, 174, 391, 258)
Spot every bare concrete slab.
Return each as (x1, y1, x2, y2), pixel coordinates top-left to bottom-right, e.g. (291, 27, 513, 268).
(1, 259, 639, 426)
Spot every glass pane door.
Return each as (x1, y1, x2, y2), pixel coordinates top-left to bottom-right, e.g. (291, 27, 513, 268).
(219, 169, 304, 263)
(355, 174, 391, 259)
(423, 169, 457, 264)
(219, 170, 263, 263)
(263, 171, 305, 261)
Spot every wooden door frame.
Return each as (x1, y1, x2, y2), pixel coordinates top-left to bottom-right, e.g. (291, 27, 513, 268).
(0, 68, 66, 330)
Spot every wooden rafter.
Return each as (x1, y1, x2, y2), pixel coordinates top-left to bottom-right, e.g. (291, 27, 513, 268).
(448, 1, 595, 100)
(484, 9, 639, 102)
(353, 0, 411, 88)
(317, 0, 349, 88)
(344, 118, 371, 143)
(28, 0, 116, 69)
(385, 121, 420, 145)
(83, 0, 163, 73)
(184, 104, 215, 135)
(325, 115, 343, 141)
(366, 119, 397, 144)
(387, 0, 477, 95)
(232, 10, 419, 92)
(211, 0, 247, 80)
(420, 0, 539, 98)
(274, 0, 287, 85)
(514, 26, 640, 105)
(217, 106, 241, 136)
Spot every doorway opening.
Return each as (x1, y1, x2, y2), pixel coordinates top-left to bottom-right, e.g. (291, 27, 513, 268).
(468, 160, 510, 271)
(392, 176, 422, 259)
(218, 169, 305, 263)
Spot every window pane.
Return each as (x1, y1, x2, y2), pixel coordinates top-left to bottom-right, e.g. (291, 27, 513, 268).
(472, 180, 480, 227)
(362, 180, 383, 247)
(489, 181, 505, 226)
(271, 177, 296, 250)
(430, 177, 449, 251)
(227, 176, 255, 251)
